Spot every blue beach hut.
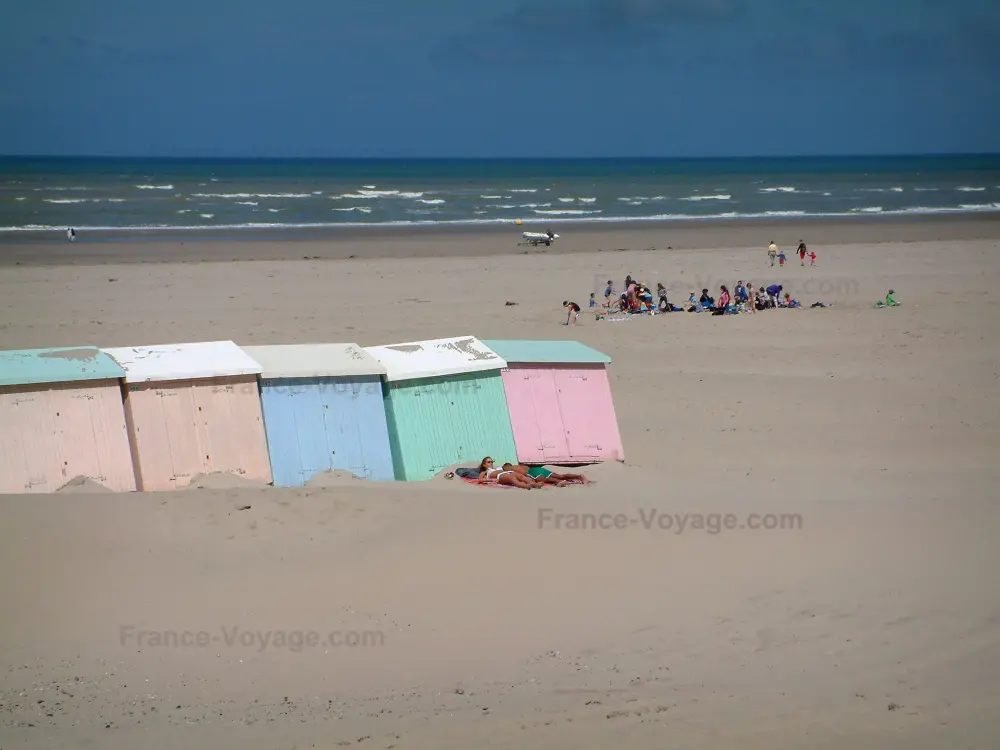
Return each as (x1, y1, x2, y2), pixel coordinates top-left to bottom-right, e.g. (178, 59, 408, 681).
(241, 344, 394, 485)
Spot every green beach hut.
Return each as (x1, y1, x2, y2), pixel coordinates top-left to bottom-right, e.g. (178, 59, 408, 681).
(363, 336, 517, 481)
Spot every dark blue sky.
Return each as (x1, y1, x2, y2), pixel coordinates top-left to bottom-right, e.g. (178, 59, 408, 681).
(3, 0, 998, 157)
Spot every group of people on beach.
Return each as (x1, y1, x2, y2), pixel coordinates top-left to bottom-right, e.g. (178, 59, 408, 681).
(768, 239, 816, 268)
(477, 458, 589, 489)
(688, 282, 804, 314)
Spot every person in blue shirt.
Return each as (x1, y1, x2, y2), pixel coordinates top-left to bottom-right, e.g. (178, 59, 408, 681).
(766, 284, 782, 308)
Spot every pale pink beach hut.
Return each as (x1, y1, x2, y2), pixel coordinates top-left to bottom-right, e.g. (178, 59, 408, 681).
(102, 341, 272, 491)
(0, 346, 136, 493)
(481, 340, 625, 465)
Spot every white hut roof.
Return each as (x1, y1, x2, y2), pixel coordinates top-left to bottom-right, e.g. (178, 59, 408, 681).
(101, 341, 262, 383)
(363, 336, 506, 383)
(239, 344, 385, 379)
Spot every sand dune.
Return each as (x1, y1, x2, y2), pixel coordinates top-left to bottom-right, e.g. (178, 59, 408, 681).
(1, 224, 999, 748)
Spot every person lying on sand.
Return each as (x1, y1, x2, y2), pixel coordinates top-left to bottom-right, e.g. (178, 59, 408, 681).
(478, 457, 543, 489)
(504, 463, 590, 485)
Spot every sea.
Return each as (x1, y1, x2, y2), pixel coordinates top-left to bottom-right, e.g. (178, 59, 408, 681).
(2, 155, 999, 239)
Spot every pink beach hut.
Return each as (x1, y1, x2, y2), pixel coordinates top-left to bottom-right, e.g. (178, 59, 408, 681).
(0, 346, 136, 493)
(101, 341, 272, 491)
(481, 340, 625, 465)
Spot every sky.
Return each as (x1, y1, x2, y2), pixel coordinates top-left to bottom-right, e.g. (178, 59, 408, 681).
(2, 0, 999, 157)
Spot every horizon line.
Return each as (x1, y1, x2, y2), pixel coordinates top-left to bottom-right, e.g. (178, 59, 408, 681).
(2, 152, 999, 162)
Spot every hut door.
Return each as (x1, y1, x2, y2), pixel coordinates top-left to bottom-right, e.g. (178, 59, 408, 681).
(553, 369, 603, 460)
(525, 369, 571, 461)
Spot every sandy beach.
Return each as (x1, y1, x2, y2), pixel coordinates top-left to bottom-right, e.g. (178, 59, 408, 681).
(1, 218, 999, 749)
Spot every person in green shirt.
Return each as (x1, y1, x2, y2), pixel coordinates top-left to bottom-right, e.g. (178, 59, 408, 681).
(875, 289, 899, 307)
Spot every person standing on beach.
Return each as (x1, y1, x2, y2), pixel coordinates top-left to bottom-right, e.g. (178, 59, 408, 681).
(768, 242, 778, 266)
(67, 228, 76, 242)
(798, 240, 808, 266)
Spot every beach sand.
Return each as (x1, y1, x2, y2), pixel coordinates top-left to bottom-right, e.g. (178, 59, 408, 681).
(1, 218, 999, 749)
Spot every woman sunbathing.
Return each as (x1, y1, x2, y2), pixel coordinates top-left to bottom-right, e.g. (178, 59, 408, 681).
(503, 463, 590, 486)
(478, 457, 542, 489)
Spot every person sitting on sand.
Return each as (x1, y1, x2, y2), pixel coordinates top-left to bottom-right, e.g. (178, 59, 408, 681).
(712, 284, 732, 315)
(699, 288, 715, 309)
(478, 457, 541, 489)
(874, 289, 899, 308)
(686, 292, 700, 312)
(781, 292, 801, 308)
(563, 300, 581, 325)
(753, 287, 764, 310)
(504, 463, 590, 486)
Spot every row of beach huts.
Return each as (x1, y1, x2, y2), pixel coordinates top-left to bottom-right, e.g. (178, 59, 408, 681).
(0, 336, 625, 493)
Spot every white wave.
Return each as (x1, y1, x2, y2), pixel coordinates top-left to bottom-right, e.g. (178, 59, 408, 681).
(235, 201, 258, 206)
(191, 192, 312, 199)
(14, 196, 26, 201)
(959, 203, 1000, 210)
(43, 198, 93, 204)
(3, 208, 996, 234)
(136, 184, 174, 190)
(497, 204, 516, 209)
(510, 188, 537, 193)
(268, 208, 283, 213)
(533, 209, 602, 216)
(558, 197, 575, 203)
(578, 197, 597, 203)
(681, 194, 731, 201)
(199, 213, 214, 219)
(177, 209, 192, 214)
(760, 186, 798, 193)
(914, 187, 939, 192)
(333, 206, 373, 213)
(518, 203, 552, 209)
(41, 186, 93, 192)
(107, 198, 125, 203)
(362, 185, 376, 189)
(480, 194, 511, 200)
(417, 198, 446, 205)
(312, 191, 323, 195)
(336, 189, 424, 200)
(956, 186, 986, 192)
(617, 195, 667, 203)
(623, 201, 643, 206)
(763, 210, 807, 216)
(851, 206, 883, 213)
(890, 187, 904, 192)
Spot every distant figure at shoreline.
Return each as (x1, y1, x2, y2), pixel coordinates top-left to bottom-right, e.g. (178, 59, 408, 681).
(67, 228, 76, 243)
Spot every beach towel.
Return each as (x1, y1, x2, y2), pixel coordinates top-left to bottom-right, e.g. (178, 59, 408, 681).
(460, 475, 517, 489)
